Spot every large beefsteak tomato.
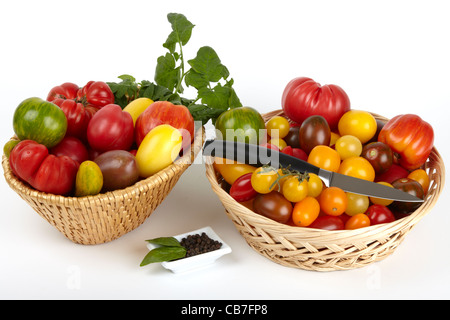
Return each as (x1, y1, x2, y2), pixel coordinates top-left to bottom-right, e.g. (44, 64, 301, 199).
(281, 77, 350, 129)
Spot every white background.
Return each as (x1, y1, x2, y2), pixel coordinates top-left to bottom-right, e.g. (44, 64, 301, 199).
(1, 0, 449, 300)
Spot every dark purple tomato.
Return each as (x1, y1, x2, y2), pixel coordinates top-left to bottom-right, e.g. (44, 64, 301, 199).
(361, 141, 393, 174)
(365, 204, 395, 225)
(390, 178, 424, 214)
(230, 173, 257, 202)
(368, 119, 386, 143)
(308, 215, 344, 230)
(299, 115, 331, 154)
(284, 126, 301, 148)
(253, 191, 292, 223)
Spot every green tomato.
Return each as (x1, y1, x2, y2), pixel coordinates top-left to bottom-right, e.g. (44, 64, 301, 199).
(13, 97, 67, 148)
(215, 107, 265, 144)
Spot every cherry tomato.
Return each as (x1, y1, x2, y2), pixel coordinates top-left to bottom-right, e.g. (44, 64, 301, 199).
(292, 148, 308, 161)
(345, 213, 371, 230)
(229, 172, 257, 202)
(266, 116, 290, 139)
(361, 141, 393, 174)
(329, 132, 340, 147)
(374, 163, 408, 184)
(282, 176, 309, 203)
(335, 135, 362, 160)
(292, 197, 320, 227)
(369, 182, 394, 206)
(307, 173, 323, 198)
(390, 178, 424, 214)
(213, 159, 257, 185)
(408, 169, 430, 194)
(338, 110, 377, 144)
(251, 166, 279, 194)
(345, 192, 369, 216)
(308, 145, 341, 172)
(268, 138, 287, 150)
(253, 191, 293, 223)
(319, 186, 347, 216)
(365, 204, 395, 225)
(284, 126, 301, 148)
(309, 215, 344, 230)
(338, 156, 375, 182)
(299, 115, 331, 154)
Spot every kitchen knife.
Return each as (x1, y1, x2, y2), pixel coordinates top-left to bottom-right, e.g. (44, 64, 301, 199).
(203, 139, 423, 203)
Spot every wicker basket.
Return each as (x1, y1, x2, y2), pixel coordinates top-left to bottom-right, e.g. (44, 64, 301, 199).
(205, 110, 445, 271)
(2, 127, 205, 245)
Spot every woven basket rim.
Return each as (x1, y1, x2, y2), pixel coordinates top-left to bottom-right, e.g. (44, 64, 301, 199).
(204, 110, 445, 245)
(3, 126, 205, 204)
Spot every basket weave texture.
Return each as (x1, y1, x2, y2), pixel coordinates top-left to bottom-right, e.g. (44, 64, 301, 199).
(205, 110, 445, 271)
(3, 127, 205, 245)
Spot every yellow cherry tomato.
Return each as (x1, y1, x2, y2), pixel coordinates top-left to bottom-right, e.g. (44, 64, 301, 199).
(268, 138, 287, 150)
(369, 181, 394, 206)
(329, 132, 341, 146)
(136, 124, 182, 177)
(338, 156, 375, 182)
(307, 173, 323, 198)
(266, 116, 290, 139)
(345, 192, 369, 216)
(335, 135, 362, 160)
(282, 176, 309, 202)
(251, 166, 279, 194)
(408, 169, 430, 194)
(123, 97, 154, 125)
(338, 110, 377, 144)
(308, 145, 341, 172)
(213, 158, 257, 185)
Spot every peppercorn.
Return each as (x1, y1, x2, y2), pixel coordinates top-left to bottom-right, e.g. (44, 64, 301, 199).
(180, 232, 222, 258)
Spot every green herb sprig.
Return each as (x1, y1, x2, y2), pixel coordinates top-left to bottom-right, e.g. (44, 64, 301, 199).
(140, 236, 186, 266)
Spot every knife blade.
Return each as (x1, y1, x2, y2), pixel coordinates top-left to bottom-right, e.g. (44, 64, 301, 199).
(203, 139, 423, 203)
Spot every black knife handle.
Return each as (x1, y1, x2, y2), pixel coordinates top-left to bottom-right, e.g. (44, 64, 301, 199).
(203, 140, 321, 176)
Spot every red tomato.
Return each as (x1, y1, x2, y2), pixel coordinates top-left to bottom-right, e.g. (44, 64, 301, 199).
(309, 215, 344, 230)
(292, 148, 308, 161)
(49, 136, 89, 164)
(135, 101, 195, 150)
(281, 77, 350, 130)
(229, 173, 257, 202)
(365, 204, 395, 225)
(77, 81, 115, 109)
(87, 104, 134, 152)
(374, 163, 408, 184)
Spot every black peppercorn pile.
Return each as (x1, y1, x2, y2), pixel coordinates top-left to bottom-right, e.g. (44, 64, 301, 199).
(180, 232, 222, 258)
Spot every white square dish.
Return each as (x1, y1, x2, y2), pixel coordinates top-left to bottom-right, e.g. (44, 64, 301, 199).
(146, 226, 232, 274)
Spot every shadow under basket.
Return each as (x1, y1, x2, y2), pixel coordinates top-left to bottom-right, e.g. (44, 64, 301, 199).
(205, 110, 445, 271)
(2, 127, 205, 245)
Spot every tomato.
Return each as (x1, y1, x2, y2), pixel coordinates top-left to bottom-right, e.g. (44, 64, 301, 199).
(94, 150, 139, 191)
(13, 97, 67, 148)
(215, 106, 266, 144)
(365, 204, 395, 225)
(319, 187, 348, 216)
(361, 141, 393, 174)
(268, 138, 287, 150)
(123, 97, 154, 125)
(408, 169, 430, 194)
(345, 192, 370, 216)
(9, 140, 78, 195)
(229, 173, 257, 202)
(369, 182, 394, 206)
(329, 132, 340, 147)
(292, 197, 320, 227)
(213, 159, 257, 185)
(335, 135, 362, 160)
(135, 101, 195, 151)
(338, 156, 375, 182)
(281, 77, 350, 130)
(307, 173, 323, 198)
(374, 163, 408, 184)
(251, 166, 279, 194)
(307, 145, 341, 172)
(135, 124, 183, 177)
(292, 148, 308, 161)
(309, 215, 344, 230)
(345, 213, 371, 230)
(50, 136, 89, 164)
(266, 116, 290, 139)
(87, 104, 134, 152)
(282, 176, 309, 202)
(253, 191, 293, 223)
(378, 114, 434, 170)
(284, 126, 301, 148)
(390, 178, 424, 214)
(299, 115, 331, 154)
(338, 110, 377, 144)
(47, 82, 80, 102)
(75, 160, 103, 197)
(76, 81, 115, 109)
(3, 140, 19, 158)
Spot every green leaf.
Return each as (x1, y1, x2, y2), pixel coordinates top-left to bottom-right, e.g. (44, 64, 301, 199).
(106, 74, 140, 108)
(197, 83, 242, 110)
(188, 46, 230, 83)
(155, 53, 181, 92)
(145, 236, 181, 247)
(184, 69, 210, 90)
(187, 104, 226, 125)
(163, 13, 195, 53)
(140, 246, 187, 266)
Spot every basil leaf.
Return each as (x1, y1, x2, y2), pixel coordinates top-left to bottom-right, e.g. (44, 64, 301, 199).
(145, 236, 181, 247)
(140, 246, 187, 266)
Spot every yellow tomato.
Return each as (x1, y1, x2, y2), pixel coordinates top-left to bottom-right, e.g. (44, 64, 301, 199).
(338, 110, 377, 144)
(408, 169, 430, 194)
(75, 161, 103, 197)
(335, 135, 362, 160)
(282, 176, 309, 202)
(213, 159, 257, 185)
(136, 124, 182, 177)
(123, 97, 154, 125)
(329, 132, 340, 146)
(338, 156, 375, 181)
(307, 145, 341, 172)
(307, 173, 323, 198)
(268, 138, 287, 150)
(266, 116, 290, 138)
(369, 181, 394, 206)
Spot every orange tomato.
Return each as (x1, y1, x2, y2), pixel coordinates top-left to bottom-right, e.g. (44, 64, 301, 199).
(338, 156, 375, 182)
(369, 181, 394, 206)
(319, 186, 348, 216)
(292, 196, 320, 227)
(307, 145, 341, 172)
(338, 110, 377, 144)
(345, 213, 371, 230)
(408, 169, 430, 194)
(213, 158, 257, 185)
